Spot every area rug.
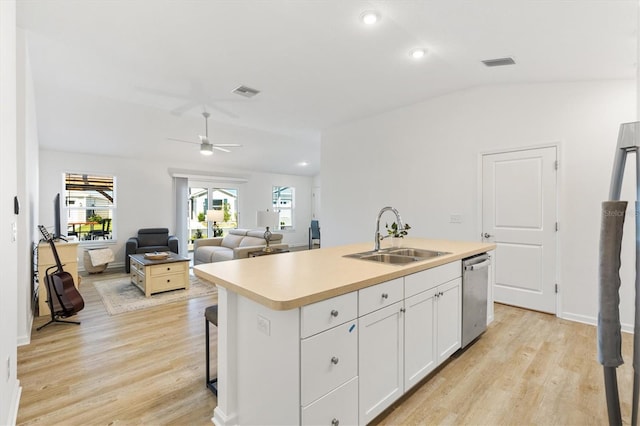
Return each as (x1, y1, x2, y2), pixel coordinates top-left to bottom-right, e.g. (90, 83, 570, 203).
(94, 275, 217, 315)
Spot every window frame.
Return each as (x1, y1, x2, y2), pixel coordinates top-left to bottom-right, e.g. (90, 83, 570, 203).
(63, 172, 117, 244)
(272, 186, 295, 231)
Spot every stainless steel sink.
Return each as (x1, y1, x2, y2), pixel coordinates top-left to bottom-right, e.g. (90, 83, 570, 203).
(359, 253, 418, 264)
(388, 248, 449, 258)
(344, 247, 450, 265)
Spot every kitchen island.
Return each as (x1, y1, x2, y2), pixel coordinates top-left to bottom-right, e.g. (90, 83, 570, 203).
(195, 238, 495, 426)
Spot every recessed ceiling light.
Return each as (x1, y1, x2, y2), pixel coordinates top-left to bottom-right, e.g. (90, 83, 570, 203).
(410, 48, 426, 59)
(360, 11, 380, 25)
(298, 161, 309, 167)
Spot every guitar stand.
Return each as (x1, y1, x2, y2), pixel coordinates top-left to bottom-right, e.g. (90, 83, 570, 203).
(37, 267, 81, 331)
(36, 316, 80, 331)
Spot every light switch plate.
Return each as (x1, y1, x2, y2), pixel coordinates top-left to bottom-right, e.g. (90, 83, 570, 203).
(450, 214, 463, 224)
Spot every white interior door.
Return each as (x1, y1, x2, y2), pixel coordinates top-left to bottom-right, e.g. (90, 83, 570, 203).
(482, 146, 557, 314)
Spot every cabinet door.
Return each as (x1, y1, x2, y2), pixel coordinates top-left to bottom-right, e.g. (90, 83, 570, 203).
(404, 289, 436, 391)
(358, 301, 403, 425)
(436, 278, 462, 364)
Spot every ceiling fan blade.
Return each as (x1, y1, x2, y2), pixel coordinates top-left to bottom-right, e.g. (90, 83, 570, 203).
(212, 146, 231, 153)
(167, 137, 199, 145)
(208, 104, 239, 119)
(212, 143, 242, 147)
(170, 100, 199, 116)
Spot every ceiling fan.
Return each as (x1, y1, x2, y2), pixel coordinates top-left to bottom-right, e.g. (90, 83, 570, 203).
(167, 112, 242, 155)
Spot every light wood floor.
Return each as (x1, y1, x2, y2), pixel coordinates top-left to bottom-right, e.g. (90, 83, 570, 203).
(18, 272, 634, 425)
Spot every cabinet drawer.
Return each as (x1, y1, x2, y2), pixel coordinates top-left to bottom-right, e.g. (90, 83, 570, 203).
(301, 292, 357, 338)
(301, 320, 358, 406)
(131, 271, 143, 287)
(302, 376, 358, 426)
(149, 261, 188, 277)
(404, 261, 461, 298)
(148, 274, 187, 292)
(358, 278, 403, 316)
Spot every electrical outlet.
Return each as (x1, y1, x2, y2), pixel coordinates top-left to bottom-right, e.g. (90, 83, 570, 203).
(450, 214, 463, 224)
(257, 315, 270, 336)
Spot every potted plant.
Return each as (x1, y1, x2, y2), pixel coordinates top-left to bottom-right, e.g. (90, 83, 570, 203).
(386, 222, 411, 247)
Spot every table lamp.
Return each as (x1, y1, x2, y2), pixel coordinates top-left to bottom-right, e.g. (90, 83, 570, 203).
(207, 209, 224, 237)
(257, 209, 279, 252)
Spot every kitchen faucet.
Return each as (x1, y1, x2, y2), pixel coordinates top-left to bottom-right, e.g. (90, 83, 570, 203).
(374, 206, 404, 251)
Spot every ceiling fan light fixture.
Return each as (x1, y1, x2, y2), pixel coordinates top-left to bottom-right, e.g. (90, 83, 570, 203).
(360, 10, 380, 25)
(200, 143, 214, 155)
(409, 48, 427, 59)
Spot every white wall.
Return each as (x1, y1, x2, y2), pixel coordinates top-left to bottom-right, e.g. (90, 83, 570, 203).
(0, 0, 22, 423)
(39, 151, 313, 271)
(322, 80, 636, 328)
(16, 28, 40, 345)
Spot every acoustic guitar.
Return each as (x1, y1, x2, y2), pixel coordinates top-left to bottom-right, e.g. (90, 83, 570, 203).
(38, 225, 84, 319)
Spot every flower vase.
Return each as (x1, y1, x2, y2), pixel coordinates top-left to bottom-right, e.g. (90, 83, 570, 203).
(390, 237, 402, 248)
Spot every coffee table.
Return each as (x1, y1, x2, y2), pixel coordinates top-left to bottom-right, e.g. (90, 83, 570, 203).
(248, 248, 290, 257)
(129, 253, 190, 297)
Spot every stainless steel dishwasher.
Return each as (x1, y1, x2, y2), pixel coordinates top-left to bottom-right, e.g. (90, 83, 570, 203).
(461, 253, 491, 348)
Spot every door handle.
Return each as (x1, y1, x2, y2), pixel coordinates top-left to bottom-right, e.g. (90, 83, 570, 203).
(465, 259, 491, 271)
(483, 232, 493, 239)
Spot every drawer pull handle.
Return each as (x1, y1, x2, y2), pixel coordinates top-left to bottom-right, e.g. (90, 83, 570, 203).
(381, 293, 388, 299)
(331, 419, 339, 426)
(331, 356, 339, 365)
(330, 309, 339, 317)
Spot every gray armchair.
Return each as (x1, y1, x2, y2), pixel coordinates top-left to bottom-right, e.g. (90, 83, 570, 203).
(125, 228, 179, 272)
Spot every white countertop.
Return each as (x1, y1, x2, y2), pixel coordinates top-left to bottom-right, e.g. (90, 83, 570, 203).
(194, 238, 495, 310)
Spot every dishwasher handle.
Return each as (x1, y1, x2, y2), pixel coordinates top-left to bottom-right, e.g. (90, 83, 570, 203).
(464, 259, 491, 271)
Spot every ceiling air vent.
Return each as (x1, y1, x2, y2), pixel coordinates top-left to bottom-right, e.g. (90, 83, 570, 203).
(232, 85, 260, 98)
(481, 57, 516, 67)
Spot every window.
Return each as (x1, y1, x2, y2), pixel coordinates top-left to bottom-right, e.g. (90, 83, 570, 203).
(272, 186, 295, 230)
(64, 173, 116, 241)
(188, 185, 238, 244)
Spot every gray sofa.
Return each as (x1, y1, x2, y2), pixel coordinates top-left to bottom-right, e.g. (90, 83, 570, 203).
(194, 228, 287, 265)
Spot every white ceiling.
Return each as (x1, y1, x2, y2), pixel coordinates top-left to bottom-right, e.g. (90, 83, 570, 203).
(17, 0, 638, 176)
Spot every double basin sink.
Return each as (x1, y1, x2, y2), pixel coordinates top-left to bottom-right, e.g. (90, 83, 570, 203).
(344, 247, 450, 265)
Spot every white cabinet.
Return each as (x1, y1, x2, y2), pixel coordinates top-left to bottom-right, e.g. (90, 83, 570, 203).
(301, 294, 359, 425)
(358, 277, 403, 315)
(301, 320, 358, 406)
(403, 265, 462, 392)
(301, 292, 358, 338)
(404, 289, 436, 390)
(436, 278, 462, 363)
(358, 262, 462, 424)
(302, 377, 359, 426)
(358, 301, 404, 425)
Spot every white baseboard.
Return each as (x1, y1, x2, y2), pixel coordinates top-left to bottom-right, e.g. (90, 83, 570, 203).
(5, 381, 21, 426)
(561, 311, 596, 327)
(17, 313, 33, 346)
